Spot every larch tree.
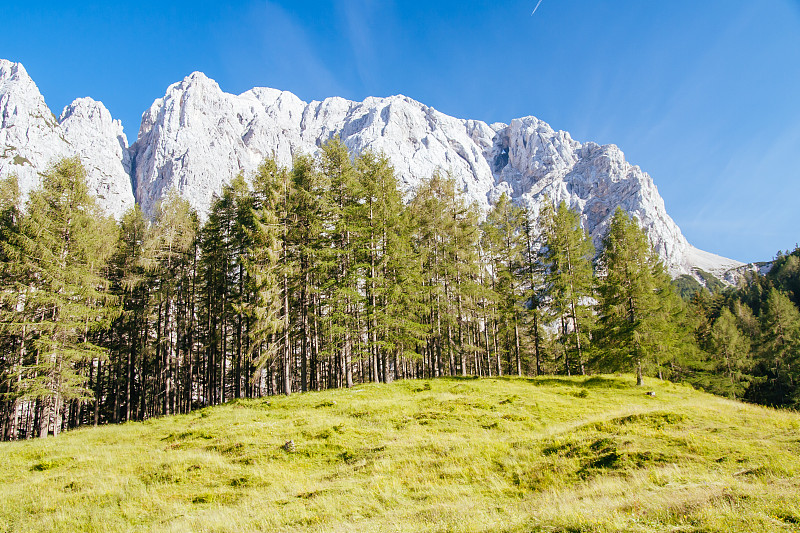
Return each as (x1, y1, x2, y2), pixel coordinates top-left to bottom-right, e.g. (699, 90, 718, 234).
(199, 180, 239, 404)
(320, 138, 360, 389)
(248, 159, 291, 396)
(481, 193, 526, 376)
(107, 205, 149, 423)
(355, 151, 409, 383)
(539, 200, 595, 375)
(594, 207, 680, 386)
(519, 208, 547, 375)
(755, 288, 800, 405)
(0, 175, 23, 439)
(288, 153, 328, 393)
(708, 306, 753, 398)
(409, 172, 480, 377)
(142, 190, 199, 415)
(2, 158, 118, 436)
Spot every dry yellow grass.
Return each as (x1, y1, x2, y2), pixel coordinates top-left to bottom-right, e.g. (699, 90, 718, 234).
(1, 375, 799, 532)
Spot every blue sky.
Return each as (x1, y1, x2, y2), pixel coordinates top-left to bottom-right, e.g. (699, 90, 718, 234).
(2, 0, 798, 262)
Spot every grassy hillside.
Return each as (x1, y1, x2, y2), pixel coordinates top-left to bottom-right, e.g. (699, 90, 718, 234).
(1, 376, 799, 532)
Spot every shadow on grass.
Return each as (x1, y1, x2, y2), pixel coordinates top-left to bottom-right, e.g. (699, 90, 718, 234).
(486, 375, 633, 389)
(580, 376, 633, 389)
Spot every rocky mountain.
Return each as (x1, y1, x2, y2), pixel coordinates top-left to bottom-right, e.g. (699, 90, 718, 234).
(0, 60, 134, 218)
(0, 59, 742, 277)
(132, 73, 498, 221)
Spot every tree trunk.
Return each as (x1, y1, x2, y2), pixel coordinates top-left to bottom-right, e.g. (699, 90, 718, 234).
(514, 320, 522, 376)
(283, 271, 291, 396)
(636, 359, 644, 386)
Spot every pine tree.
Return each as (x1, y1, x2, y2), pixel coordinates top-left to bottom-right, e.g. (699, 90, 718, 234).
(107, 205, 149, 423)
(481, 193, 526, 376)
(354, 151, 410, 382)
(519, 208, 547, 375)
(140, 191, 199, 414)
(0, 175, 24, 439)
(595, 207, 682, 385)
(410, 172, 480, 377)
(200, 177, 250, 404)
(539, 200, 595, 375)
(707, 306, 753, 398)
(288, 153, 328, 393)
(767, 249, 800, 308)
(320, 138, 360, 389)
(248, 159, 290, 396)
(2, 158, 118, 436)
(754, 288, 800, 405)
(382, 205, 427, 379)
(446, 183, 481, 377)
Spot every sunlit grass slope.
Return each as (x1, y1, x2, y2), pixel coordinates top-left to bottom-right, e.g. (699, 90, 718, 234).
(2, 376, 800, 532)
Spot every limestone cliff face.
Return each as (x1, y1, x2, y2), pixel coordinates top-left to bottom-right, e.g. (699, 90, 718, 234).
(0, 60, 742, 275)
(133, 71, 740, 274)
(0, 60, 134, 218)
(487, 117, 693, 271)
(59, 97, 134, 218)
(131, 73, 497, 219)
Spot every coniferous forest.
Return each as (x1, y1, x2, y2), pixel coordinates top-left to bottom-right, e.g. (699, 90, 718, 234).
(1, 140, 798, 440)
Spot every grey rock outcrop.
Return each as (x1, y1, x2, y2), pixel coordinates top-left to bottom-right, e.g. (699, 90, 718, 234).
(0, 59, 134, 219)
(0, 60, 743, 276)
(133, 71, 741, 275)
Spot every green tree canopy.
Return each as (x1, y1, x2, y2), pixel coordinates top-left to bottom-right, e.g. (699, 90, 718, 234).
(594, 208, 685, 385)
(1, 157, 119, 436)
(539, 200, 595, 375)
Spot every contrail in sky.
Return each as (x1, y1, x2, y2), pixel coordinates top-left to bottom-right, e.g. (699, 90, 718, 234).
(531, 0, 545, 16)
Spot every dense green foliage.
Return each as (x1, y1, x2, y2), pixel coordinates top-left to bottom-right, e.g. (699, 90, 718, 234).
(1, 376, 799, 532)
(685, 247, 800, 406)
(1, 147, 798, 439)
(0, 159, 118, 438)
(539, 200, 595, 375)
(594, 208, 687, 386)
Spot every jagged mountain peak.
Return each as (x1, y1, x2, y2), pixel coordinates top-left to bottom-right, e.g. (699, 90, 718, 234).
(0, 60, 744, 276)
(59, 97, 123, 132)
(0, 59, 34, 88)
(0, 60, 134, 218)
(175, 70, 219, 90)
(131, 72, 736, 275)
(0, 59, 56, 131)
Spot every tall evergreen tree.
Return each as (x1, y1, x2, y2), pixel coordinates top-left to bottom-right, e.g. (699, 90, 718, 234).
(354, 151, 413, 382)
(288, 153, 329, 393)
(481, 193, 526, 376)
(321, 138, 361, 388)
(107, 205, 149, 423)
(519, 208, 548, 375)
(0, 175, 24, 439)
(595, 208, 683, 385)
(1, 158, 118, 436)
(200, 176, 252, 404)
(410, 172, 480, 377)
(707, 306, 753, 398)
(750, 288, 800, 405)
(539, 200, 595, 375)
(248, 159, 291, 396)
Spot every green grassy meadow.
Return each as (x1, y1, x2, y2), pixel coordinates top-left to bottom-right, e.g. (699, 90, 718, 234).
(1, 376, 799, 532)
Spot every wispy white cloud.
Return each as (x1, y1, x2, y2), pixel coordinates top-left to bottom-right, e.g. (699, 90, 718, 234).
(213, 1, 343, 98)
(337, 0, 395, 93)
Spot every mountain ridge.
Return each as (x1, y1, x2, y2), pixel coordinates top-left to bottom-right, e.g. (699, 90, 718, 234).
(0, 60, 134, 218)
(0, 59, 743, 277)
